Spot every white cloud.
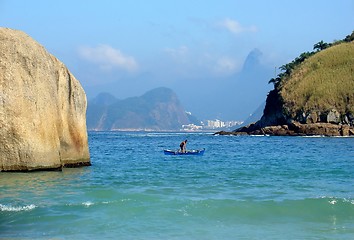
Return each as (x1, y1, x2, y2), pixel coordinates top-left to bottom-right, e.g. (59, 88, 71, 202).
(214, 56, 241, 74)
(164, 45, 189, 59)
(218, 18, 257, 34)
(78, 45, 138, 72)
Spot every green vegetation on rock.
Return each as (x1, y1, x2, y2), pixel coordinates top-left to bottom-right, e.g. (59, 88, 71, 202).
(267, 31, 354, 125)
(282, 41, 354, 117)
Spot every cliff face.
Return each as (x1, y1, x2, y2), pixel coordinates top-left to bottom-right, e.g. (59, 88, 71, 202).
(224, 37, 354, 136)
(0, 28, 90, 171)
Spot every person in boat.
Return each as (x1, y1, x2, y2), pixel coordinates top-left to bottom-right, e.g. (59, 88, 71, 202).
(180, 140, 187, 153)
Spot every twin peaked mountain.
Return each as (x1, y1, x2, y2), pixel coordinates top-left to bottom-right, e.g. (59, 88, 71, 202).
(87, 87, 199, 131)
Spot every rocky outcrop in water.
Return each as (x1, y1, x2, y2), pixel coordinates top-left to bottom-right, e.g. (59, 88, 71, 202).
(0, 28, 90, 171)
(217, 88, 354, 137)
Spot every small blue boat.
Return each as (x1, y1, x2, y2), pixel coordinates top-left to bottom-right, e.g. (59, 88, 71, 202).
(163, 148, 205, 156)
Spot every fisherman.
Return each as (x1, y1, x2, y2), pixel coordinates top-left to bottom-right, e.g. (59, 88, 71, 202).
(180, 139, 187, 153)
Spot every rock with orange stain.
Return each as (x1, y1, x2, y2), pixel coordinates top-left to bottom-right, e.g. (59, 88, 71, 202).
(0, 28, 90, 171)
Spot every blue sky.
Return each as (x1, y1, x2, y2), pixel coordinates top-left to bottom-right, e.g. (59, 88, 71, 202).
(1, 0, 353, 120)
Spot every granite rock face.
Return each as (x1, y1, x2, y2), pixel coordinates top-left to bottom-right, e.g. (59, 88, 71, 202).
(0, 28, 90, 171)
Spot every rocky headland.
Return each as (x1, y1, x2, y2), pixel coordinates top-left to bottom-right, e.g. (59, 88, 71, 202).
(218, 32, 354, 136)
(0, 28, 90, 171)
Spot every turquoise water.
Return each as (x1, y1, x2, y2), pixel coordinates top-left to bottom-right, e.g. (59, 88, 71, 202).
(1, 132, 354, 239)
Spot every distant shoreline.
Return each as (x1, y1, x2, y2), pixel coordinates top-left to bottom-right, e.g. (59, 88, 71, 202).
(87, 129, 217, 133)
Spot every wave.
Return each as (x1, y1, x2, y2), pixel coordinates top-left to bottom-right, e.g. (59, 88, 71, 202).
(172, 196, 354, 222)
(301, 135, 354, 138)
(0, 198, 132, 213)
(62, 196, 354, 216)
(321, 196, 354, 205)
(0, 203, 36, 212)
(65, 199, 129, 208)
(249, 134, 270, 137)
(1, 196, 352, 218)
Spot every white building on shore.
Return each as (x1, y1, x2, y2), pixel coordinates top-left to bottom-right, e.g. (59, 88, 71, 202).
(181, 119, 243, 131)
(204, 119, 243, 129)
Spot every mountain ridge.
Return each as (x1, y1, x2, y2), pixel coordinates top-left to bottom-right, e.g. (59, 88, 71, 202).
(87, 87, 198, 131)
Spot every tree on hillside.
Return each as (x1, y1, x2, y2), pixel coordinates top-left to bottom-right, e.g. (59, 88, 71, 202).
(344, 31, 354, 42)
(279, 63, 293, 75)
(294, 52, 314, 64)
(269, 31, 352, 89)
(268, 77, 281, 88)
(313, 40, 330, 51)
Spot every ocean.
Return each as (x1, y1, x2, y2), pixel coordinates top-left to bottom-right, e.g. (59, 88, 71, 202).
(1, 132, 353, 239)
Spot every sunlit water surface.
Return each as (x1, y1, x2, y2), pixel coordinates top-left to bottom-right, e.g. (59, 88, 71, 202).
(1, 132, 353, 239)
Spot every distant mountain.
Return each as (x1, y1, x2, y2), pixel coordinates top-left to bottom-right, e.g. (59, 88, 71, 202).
(240, 48, 263, 74)
(231, 48, 272, 121)
(87, 87, 199, 131)
(90, 92, 118, 106)
(241, 101, 266, 127)
(181, 48, 273, 121)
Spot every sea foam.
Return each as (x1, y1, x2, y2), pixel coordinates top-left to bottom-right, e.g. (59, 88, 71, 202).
(0, 203, 36, 212)
(82, 201, 94, 207)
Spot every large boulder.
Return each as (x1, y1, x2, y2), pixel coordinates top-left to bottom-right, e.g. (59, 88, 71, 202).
(0, 28, 90, 171)
(324, 109, 341, 124)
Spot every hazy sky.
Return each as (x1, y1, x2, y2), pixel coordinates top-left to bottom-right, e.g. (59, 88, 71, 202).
(1, 0, 353, 120)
